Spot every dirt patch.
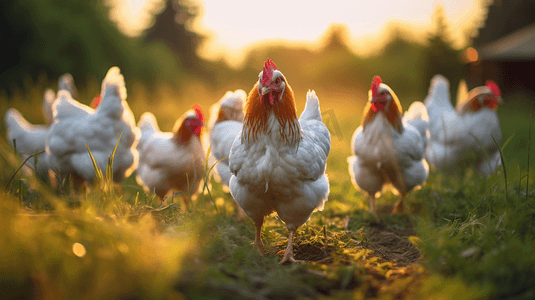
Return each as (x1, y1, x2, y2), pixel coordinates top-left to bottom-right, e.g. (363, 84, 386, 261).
(366, 226, 421, 266)
(294, 242, 328, 261)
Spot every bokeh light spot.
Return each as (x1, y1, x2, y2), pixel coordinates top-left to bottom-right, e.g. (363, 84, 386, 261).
(465, 47, 478, 62)
(72, 243, 87, 257)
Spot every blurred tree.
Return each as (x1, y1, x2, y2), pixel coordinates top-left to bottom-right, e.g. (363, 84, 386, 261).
(0, 0, 182, 95)
(362, 24, 427, 101)
(145, 0, 206, 71)
(322, 23, 351, 54)
(421, 4, 463, 98)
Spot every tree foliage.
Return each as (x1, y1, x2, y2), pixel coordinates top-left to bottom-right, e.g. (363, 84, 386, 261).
(420, 4, 463, 97)
(0, 0, 182, 93)
(145, 0, 206, 71)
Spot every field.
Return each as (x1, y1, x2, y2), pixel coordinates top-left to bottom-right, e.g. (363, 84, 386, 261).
(1, 79, 534, 300)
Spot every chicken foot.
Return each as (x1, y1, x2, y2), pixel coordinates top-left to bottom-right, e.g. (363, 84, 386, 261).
(369, 194, 379, 221)
(279, 229, 299, 265)
(392, 194, 406, 214)
(252, 217, 264, 254)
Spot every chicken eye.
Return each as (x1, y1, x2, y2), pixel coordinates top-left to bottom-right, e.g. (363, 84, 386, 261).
(275, 78, 281, 85)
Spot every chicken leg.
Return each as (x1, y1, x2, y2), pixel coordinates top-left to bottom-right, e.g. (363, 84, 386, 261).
(253, 217, 264, 254)
(279, 229, 299, 264)
(369, 194, 379, 221)
(369, 194, 376, 215)
(392, 194, 406, 214)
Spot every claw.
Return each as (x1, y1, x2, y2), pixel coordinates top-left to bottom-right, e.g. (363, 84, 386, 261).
(392, 195, 406, 214)
(252, 241, 264, 254)
(279, 255, 298, 265)
(278, 229, 300, 265)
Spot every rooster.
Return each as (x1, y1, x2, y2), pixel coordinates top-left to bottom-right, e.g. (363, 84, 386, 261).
(424, 75, 503, 175)
(208, 89, 246, 188)
(5, 74, 78, 177)
(348, 76, 429, 216)
(136, 106, 205, 204)
(46, 66, 139, 185)
(229, 59, 331, 264)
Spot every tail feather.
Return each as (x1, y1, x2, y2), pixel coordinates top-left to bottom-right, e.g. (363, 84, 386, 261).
(101, 66, 127, 103)
(43, 89, 56, 125)
(208, 89, 246, 131)
(403, 101, 429, 123)
(52, 90, 92, 121)
(424, 74, 454, 119)
(138, 112, 160, 133)
(299, 90, 322, 122)
(221, 89, 246, 109)
(5, 109, 30, 142)
(5, 108, 47, 154)
(456, 79, 468, 107)
(403, 101, 429, 142)
(58, 73, 78, 99)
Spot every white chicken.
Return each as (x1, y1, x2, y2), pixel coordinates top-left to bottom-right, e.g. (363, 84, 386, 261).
(5, 73, 78, 177)
(348, 76, 429, 216)
(46, 66, 140, 185)
(229, 59, 331, 264)
(136, 105, 205, 204)
(208, 89, 246, 188)
(424, 75, 503, 175)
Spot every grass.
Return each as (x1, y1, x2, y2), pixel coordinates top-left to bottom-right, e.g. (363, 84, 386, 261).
(0, 80, 534, 299)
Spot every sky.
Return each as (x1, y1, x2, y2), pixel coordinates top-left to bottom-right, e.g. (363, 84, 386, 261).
(108, 0, 486, 67)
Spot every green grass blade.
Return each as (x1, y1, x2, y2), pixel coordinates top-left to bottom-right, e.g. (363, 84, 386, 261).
(491, 134, 508, 205)
(33, 150, 39, 172)
(500, 133, 515, 152)
(204, 157, 225, 214)
(19, 180, 23, 206)
(5, 150, 45, 191)
(185, 172, 191, 210)
(107, 132, 123, 182)
(527, 101, 532, 202)
(85, 142, 103, 182)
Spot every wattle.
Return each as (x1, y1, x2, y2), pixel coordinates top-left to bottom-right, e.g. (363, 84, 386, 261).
(260, 92, 277, 106)
(371, 102, 385, 112)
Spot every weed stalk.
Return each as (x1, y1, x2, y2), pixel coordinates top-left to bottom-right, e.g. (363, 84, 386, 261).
(491, 135, 507, 208)
(527, 101, 532, 202)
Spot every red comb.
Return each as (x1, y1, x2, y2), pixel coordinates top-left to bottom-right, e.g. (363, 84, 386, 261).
(485, 80, 501, 97)
(192, 104, 204, 123)
(371, 76, 382, 97)
(90, 95, 100, 109)
(262, 58, 277, 86)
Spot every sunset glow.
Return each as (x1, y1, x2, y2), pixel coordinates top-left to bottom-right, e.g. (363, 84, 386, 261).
(109, 0, 485, 67)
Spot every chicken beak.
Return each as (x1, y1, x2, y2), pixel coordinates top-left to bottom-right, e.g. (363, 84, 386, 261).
(370, 97, 378, 103)
(496, 96, 503, 104)
(261, 86, 271, 95)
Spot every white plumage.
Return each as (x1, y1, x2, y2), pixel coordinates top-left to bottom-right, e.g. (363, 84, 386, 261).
(136, 106, 205, 202)
(424, 75, 503, 175)
(348, 76, 429, 216)
(229, 60, 330, 264)
(46, 66, 140, 184)
(5, 74, 78, 177)
(208, 89, 246, 187)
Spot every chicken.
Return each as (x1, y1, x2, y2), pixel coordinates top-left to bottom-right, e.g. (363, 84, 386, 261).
(229, 59, 331, 264)
(44, 73, 79, 124)
(46, 66, 139, 185)
(5, 74, 78, 177)
(136, 106, 205, 204)
(348, 76, 429, 217)
(208, 89, 246, 188)
(424, 75, 503, 175)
